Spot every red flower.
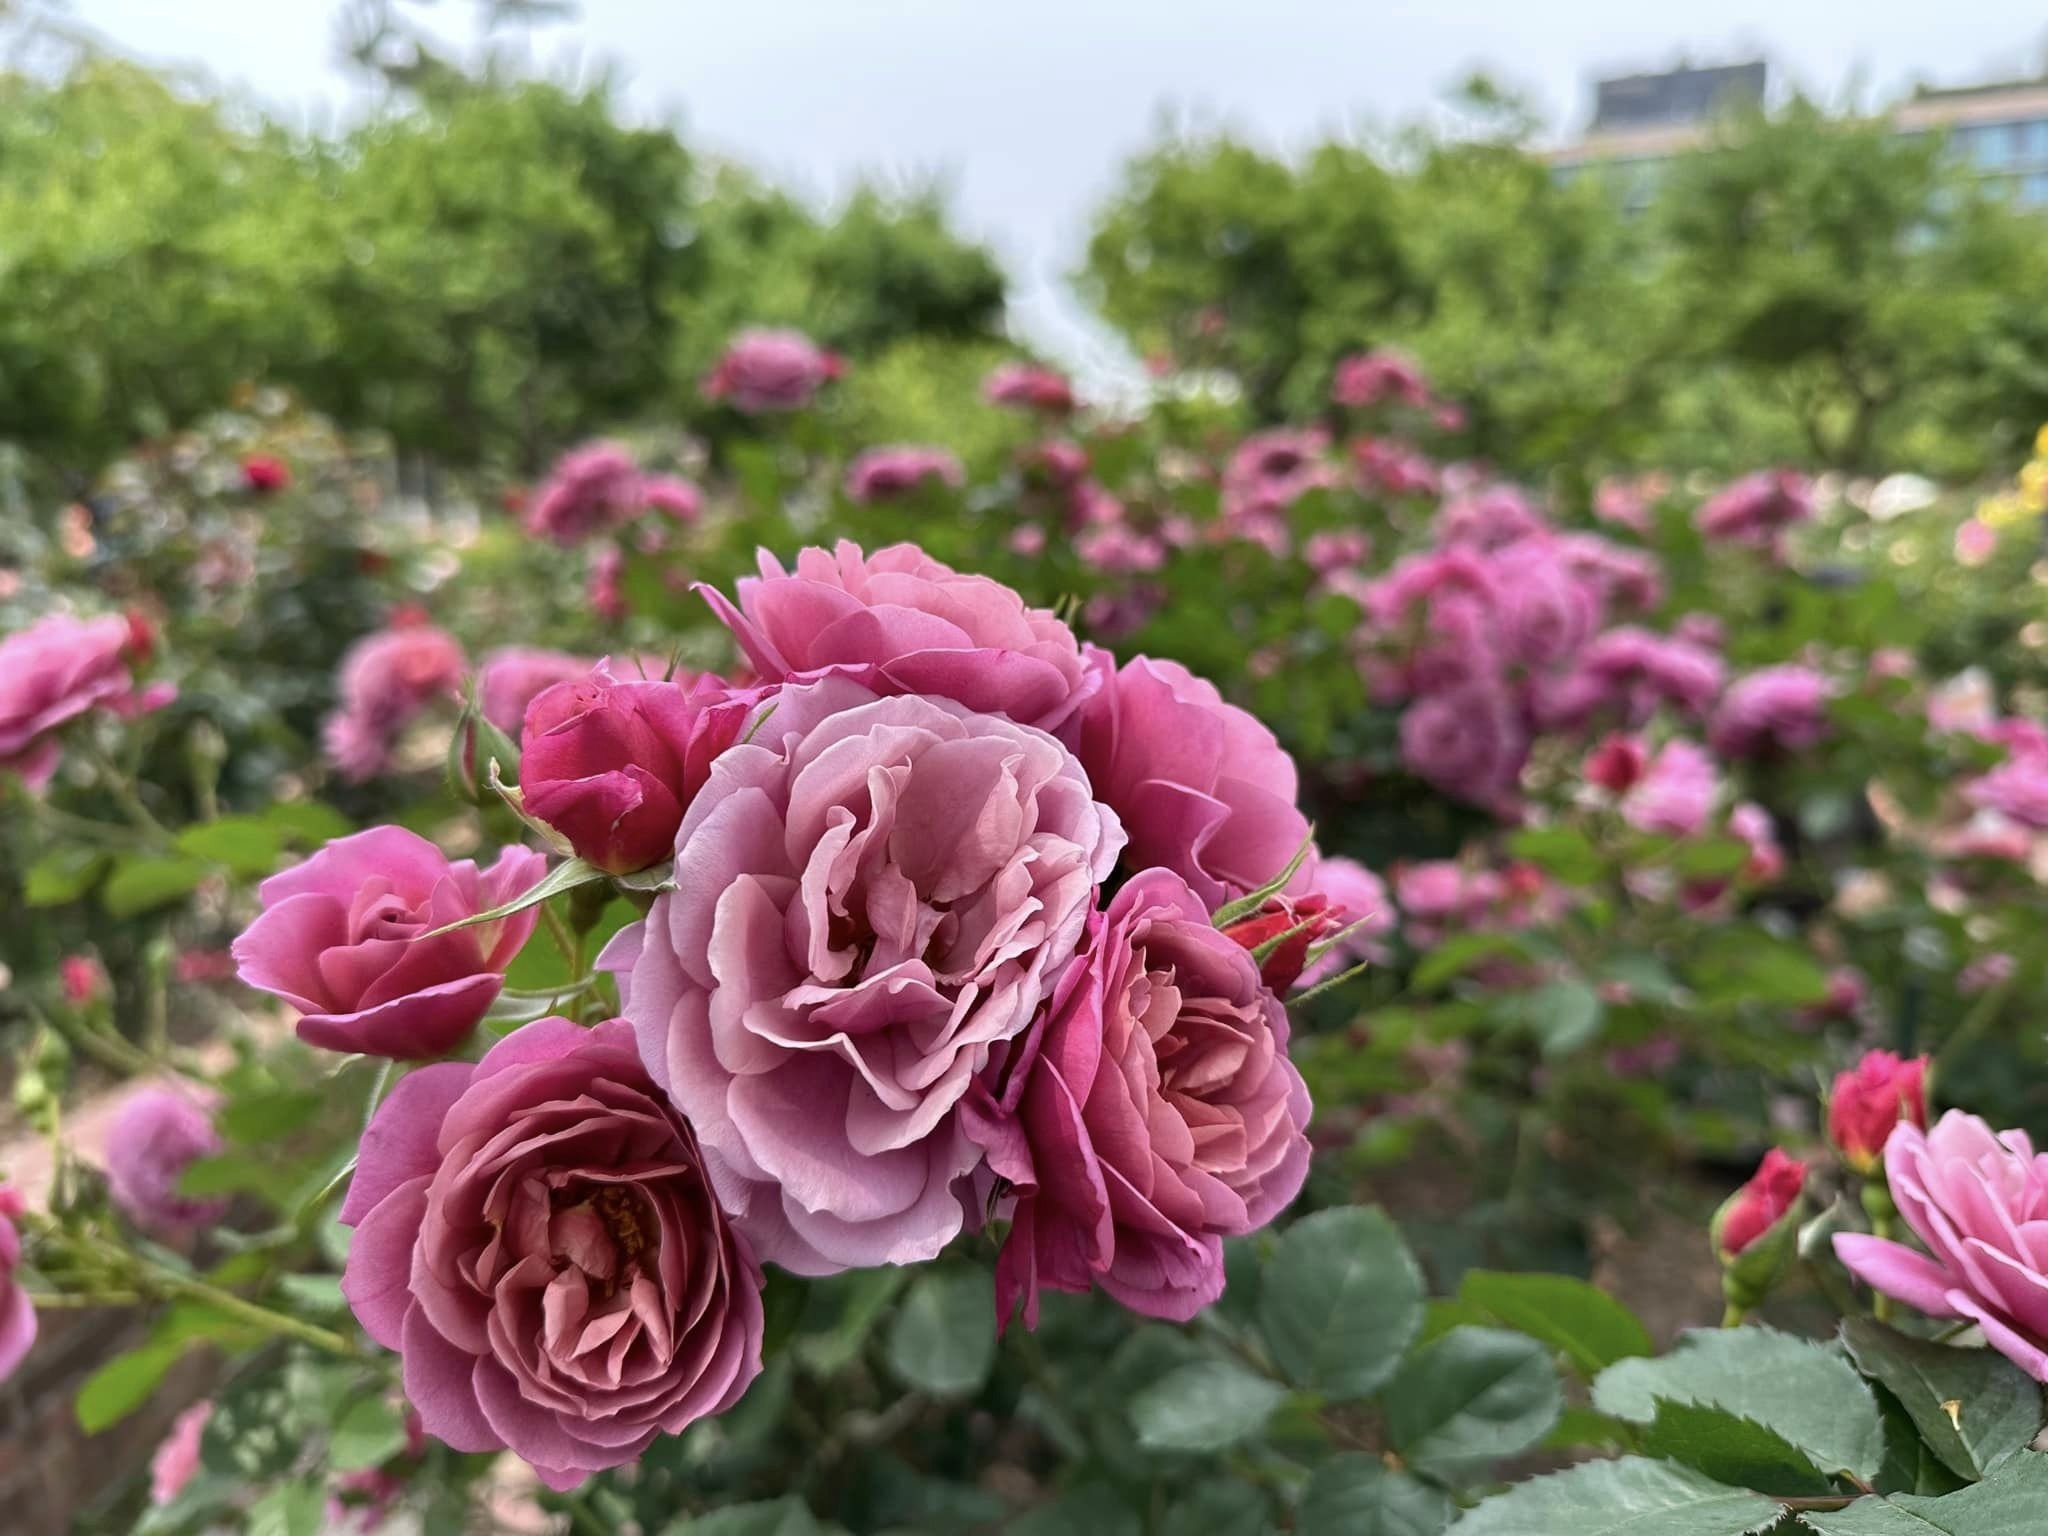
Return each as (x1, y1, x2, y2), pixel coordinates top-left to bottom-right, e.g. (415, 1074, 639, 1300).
(241, 454, 290, 494)
(1584, 732, 1648, 794)
(1717, 1148, 1808, 1257)
(1827, 1051, 1930, 1173)
(1220, 891, 1348, 992)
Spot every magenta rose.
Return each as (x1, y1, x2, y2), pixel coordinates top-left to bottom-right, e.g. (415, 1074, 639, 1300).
(1836, 1112, 2048, 1380)
(1696, 469, 1813, 549)
(702, 540, 1096, 736)
(105, 1084, 226, 1236)
(1966, 752, 2048, 829)
(1076, 650, 1311, 907)
(322, 622, 467, 782)
(520, 666, 754, 874)
(477, 648, 591, 736)
(339, 1017, 762, 1488)
(844, 445, 965, 504)
(624, 677, 1123, 1274)
(1620, 738, 1720, 838)
(232, 827, 545, 1058)
(0, 612, 153, 787)
(991, 868, 1311, 1327)
(1332, 348, 1431, 410)
(1709, 664, 1834, 759)
(525, 441, 643, 546)
(983, 362, 1076, 414)
(1399, 680, 1525, 814)
(0, 1185, 33, 1383)
(701, 328, 841, 412)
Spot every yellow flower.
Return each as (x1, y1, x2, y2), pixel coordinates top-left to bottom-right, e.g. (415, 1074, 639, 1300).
(2034, 422, 2048, 458)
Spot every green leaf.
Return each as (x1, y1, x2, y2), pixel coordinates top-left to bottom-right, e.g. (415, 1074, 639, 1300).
(1796, 1449, 2048, 1533)
(1168, 1479, 1274, 1536)
(793, 1267, 906, 1377)
(75, 1337, 191, 1432)
(1689, 930, 1829, 1008)
(275, 1274, 347, 1315)
(1128, 1359, 1286, 1452)
(1413, 932, 1536, 992)
(1300, 1455, 1453, 1535)
(1385, 1326, 1561, 1475)
(102, 854, 212, 918)
(218, 1088, 325, 1143)
(1494, 979, 1605, 1058)
(416, 855, 602, 939)
(260, 801, 353, 846)
(1452, 1456, 1784, 1535)
(1508, 825, 1603, 885)
(661, 1496, 825, 1536)
(177, 816, 286, 877)
(1210, 831, 1317, 927)
(1259, 1206, 1424, 1399)
(1840, 1319, 2046, 1483)
(329, 1394, 408, 1472)
(1594, 1326, 1886, 1482)
(247, 1481, 326, 1536)
(1641, 1399, 1835, 1495)
(884, 1267, 995, 1398)
(1009, 1485, 1141, 1536)
(1456, 1270, 1654, 1378)
(23, 847, 109, 906)
(1672, 837, 1753, 880)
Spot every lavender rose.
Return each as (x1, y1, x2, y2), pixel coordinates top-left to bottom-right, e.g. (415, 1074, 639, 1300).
(990, 868, 1312, 1327)
(624, 676, 1124, 1274)
(1836, 1112, 2048, 1380)
(1709, 664, 1834, 759)
(1076, 650, 1312, 907)
(232, 827, 545, 1058)
(339, 1018, 762, 1488)
(105, 1085, 227, 1236)
(702, 540, 1096, 736)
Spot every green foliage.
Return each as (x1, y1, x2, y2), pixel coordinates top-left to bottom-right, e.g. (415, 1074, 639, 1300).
(1258, 1205, 1425, 1398)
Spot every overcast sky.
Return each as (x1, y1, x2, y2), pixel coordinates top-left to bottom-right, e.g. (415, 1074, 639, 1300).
(57, 1, 2048, 375)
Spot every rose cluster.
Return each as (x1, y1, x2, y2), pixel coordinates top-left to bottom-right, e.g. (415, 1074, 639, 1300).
(231, 539, 1337, 1486)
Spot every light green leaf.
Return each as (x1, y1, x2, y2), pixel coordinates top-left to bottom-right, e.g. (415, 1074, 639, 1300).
(1796, 1449, 2048, 1533)
(75, 1337, 192, 1432)
(1641, 1398, 1835, 1495)
(1128, 1359, 1286, 1452)
(1493, 978, 1605, 1058)
(259, 801, 352, 845)
(102, 854, 212, 918)
(1452, 1456, 1784, 1535)
(1300, 1454, 1454, 1535)
(329, 1394, 408, 1471)
(1508, 825, 1602, 884)
(1259, 1206, 1424, 1399)
(1385, 1326, 1561, 1475)
(1457, 1270, 1653, 1379)
(1594, 1326, 1886, 1482)
(23, 847, 109, 906)
(1840, 1319, 2046, 1483)
(884, 1267, 995, 1398)
(247, 1481, 326, 1536)
(416, 855, 602, 939)
(177, 816, 287, 877)
(1413, 932, 1536, 992)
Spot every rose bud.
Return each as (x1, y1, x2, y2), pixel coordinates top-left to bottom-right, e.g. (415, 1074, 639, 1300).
(1827, 1051, 1930, 1174)
(1584, 732, 1649, 794)
(241, 453, 290, 494)
(519, 667, 753, 875)
(1220, 891, 1347, 992)
(1711, 1147, 1808, 1318)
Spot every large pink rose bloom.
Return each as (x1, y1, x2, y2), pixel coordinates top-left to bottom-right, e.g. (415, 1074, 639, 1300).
(993, 868, 1312, 1327)
(0, 613, 150, 787)
(623, 677, 1124, 1274)
(702, 540, 1096, 735)
(1835, 1112, 2048, 1381)
(339, 1017, 762, 1489)
(1076, 650, 1311, 907)
(233, 827, 545, 1058)
(0, 1185, 33, 1383)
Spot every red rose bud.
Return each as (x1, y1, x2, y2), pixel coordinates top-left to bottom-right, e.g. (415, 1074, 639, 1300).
(1827, 1051, 1929, 1173)
(520, 668, 754, 874)
(241, 453, 290, 494)
(123, 608, 157, 665)
(1221, 892, 1347, 992)
(1715, 1147, 1807, 1259)
(60, 954, 107, 1007)
(1584, 732, 1648, 794)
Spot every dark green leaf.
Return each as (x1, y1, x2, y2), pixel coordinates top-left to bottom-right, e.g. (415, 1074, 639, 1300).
(1642, 1399, 1835, 1495)
(1008, 1485, 1142, 1536)
(1385, 1326, 1561, 1475)
(1796, 1449, 2048, 1533)
(1452, 1457, 1784, 1535)
(1493, 979, 1605, 1059)
(661, 1498, 825, 1536)
(1840, 1319, 2046, 1483)
(1259, 1206, 1424, 1399)
(1300, 1454, 1453, 1535)
(1128, 1360, 1285, 1452)
(884, 1267, 995, 1398)
(1168, 1479, 1274, 1536)
(1456, 1270, 1653, 1378)
(1413, 932, 1536, 992)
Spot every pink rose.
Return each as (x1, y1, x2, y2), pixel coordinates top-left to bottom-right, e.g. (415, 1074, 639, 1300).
(624, 677, 1123, 1274)
(150, 1400, 212, 1506)
(232, 827, 545, 1058)
(1696, 469, 1812, 549)
(1710, 665, 1834, 759)
(520, 666, 754, 874)
(1547, 627, 1726, 729)
(640, 474, 702, 523)
(1221, 429, 1334, 525)
(1489, 539, 1598, 666)
(1716, 1147, 1807, 1257)
(0, 1185, 33, 1383)
(322, 622, 466, 782)
(702, 540, 1096, 735)
(105, 1085, 226, 1236)
(1966, 754, 2048, 828)
(1584, 732, 1649, 793)
(844, 445, 965, 504)
(984, 362, 1076, 414)
(1332, 348, 1432, 409)
(1353, 438, 1440, 498)
(60, 954, 107, 1006)
(1304, 530, 1370, 574)
(1620, 739, 1719, 838)
(1555, 533, 1664, 615)
(1025, 438, 1089, 486)
(1826, 1050, 1929, 1173)
(702, 328, 841, 412)
(1076, 651, 1312, 907)
(1836, 1112, 2048, 1380)
(0, 613, 154, 787)
(525, 441, 643, 545)
(991, 868, 1311, 1326)
(1399, 681, 1525, 814)
(1437, 486, 1548, 552)
(339, 1017, 762, 1488)
(477, 648, 591, 736)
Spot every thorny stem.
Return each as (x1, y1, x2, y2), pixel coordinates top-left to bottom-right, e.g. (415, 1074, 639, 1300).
(81, 739, 173, 843)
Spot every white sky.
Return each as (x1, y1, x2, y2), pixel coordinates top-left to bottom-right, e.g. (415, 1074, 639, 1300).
(54, 1, 2048, 377)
